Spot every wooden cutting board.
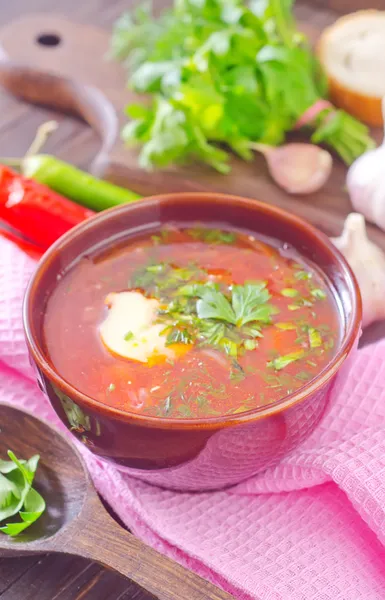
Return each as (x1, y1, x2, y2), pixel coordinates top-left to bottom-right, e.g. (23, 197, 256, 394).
(0, 12, 382, 247)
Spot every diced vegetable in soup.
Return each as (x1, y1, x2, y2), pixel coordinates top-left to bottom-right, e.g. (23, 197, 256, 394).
(43, 225, 340, 418)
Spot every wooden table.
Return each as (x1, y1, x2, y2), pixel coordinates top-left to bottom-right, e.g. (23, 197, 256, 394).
(0, 0, 382, 598)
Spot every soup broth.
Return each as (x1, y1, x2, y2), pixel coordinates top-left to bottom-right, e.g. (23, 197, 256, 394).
(43, 225, 340, 419)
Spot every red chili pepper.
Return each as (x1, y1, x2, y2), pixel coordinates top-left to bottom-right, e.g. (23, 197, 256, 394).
(0, 166, 94, 249)
(0, 227, 44, 260)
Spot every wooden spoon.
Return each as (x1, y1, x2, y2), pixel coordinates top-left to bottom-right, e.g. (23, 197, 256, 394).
(0, 403, 234, 600)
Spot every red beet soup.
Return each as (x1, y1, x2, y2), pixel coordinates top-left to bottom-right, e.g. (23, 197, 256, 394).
(43, 223, 340, 420)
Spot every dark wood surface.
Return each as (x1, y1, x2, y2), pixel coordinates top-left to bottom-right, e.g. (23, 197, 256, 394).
(0, 0, 383, 598)
(0, 406, 233, 600)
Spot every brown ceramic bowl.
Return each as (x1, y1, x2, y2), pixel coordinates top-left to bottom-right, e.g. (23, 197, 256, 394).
(23, 193, 361, 491)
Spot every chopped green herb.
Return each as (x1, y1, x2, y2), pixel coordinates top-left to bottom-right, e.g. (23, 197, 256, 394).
(187, 228, 236, 244)
(308, 327, 322, 348)
(124, 331, 134, 341)
(295, 370, 311, 381)
(163, 394, 172, 414)
(268, 350, 305, 371)
(318, 324, 332, 333)
(288, 304, 300, 311)
(107, 383, 116, 393)
(230, 369, 246, 383)
(244, 339, 257, 351)
(166, 328, 192, 345)
(311, 288, 327, 300)
(230, 405, 251, 415)
(307, 360, 317, 367)
(241, 324, 263, 338)
(195, 394, 209, 408)
(178, 404, 193, 417)
(294, 270, 312, 281)
(223, 339, 238, 357)
(275, 322, 296, 330)
(281, 288, 298, 298)
(146, 264, 165, 274)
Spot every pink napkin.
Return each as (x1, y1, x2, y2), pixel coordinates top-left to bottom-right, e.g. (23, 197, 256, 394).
(2, 236, 385, 600)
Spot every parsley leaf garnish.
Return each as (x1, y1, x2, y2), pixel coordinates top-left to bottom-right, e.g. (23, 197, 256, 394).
(197, 288, 235, 323)
(232, 282, 276, 326)
(0, 451, 46, 536)
(131, 260, 279, 357)
(196, 281, 276, 328)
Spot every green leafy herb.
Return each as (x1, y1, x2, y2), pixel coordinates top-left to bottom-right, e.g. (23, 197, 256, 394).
(232, 282, 276, 326)
(0, 451, 46, 537)
(166, 328, 193, 345)
(268, 350, 305, 371)
(281, 288, 298, 298)
(275, 322, 296, 330)
(294, 270, 312, 281)
(178, 405, 193, 417)
(111, 0, 374, 173)
(244, 339, 257, 351)
(288, 304, 300, 311)
(288, 296, 313, 311)
(163, 394, 173, 414)
(131, 261, 205, 297)
(187, 228, 236, 244)
(295, 370, 311, 381)
(196, 281, 275, 327)
(230, 368, 246, 383)
(132, 259, 278, 358)
(124, 331, 134, 341)
(197, 288, 236, 323)
(308, 327, 322, 348)
(311, 288, 327, 300)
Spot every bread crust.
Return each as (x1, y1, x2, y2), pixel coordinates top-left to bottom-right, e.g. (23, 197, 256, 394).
(317, 10, 385, 126)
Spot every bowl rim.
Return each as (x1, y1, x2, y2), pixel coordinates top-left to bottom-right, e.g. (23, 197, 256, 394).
(23, 192, 362, 430)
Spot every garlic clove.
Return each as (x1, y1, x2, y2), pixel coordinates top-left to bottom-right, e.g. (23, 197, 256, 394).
(252, 143, 333, 195)
(346, 96, 385, 229)
(332, 212, 385, 327)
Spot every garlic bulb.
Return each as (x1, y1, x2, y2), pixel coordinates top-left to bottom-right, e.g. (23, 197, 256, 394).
(332, 213, 385, 327)
(346, 97, 385, 229)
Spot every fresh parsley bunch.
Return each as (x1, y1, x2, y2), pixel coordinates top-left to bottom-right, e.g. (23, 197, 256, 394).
(111, 0, 374, 173)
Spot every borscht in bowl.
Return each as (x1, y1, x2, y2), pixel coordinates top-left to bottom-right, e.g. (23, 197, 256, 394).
(24, 193, 361, 491)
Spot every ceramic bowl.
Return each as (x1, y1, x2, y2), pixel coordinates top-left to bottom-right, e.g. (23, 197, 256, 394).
(23, 193, 361, 491)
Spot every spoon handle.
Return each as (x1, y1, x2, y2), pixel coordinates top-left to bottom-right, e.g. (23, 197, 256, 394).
(66, 498, 234, 600)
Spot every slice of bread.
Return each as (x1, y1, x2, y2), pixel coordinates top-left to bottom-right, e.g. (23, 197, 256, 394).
(318, 10, 385, 126)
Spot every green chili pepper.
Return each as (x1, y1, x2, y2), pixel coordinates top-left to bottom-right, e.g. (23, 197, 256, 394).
(21, 154, 140, 211)
(2, 121, 141, 212)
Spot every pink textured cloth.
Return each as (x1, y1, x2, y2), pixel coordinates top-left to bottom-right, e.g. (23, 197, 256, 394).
(1, 236, 385, 600)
